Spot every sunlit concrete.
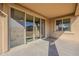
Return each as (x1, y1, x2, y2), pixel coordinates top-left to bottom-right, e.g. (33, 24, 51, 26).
(1, 39, 59, 56)
(1, 39, 49, 56)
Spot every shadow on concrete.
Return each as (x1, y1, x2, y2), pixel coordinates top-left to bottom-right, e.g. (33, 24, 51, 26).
(48, 41, 59, 56)
(43, 37, 59, 56)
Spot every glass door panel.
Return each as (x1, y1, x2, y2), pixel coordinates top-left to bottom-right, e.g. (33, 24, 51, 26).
(35, 17, 40, 39)
(41, 19, 45, 38)
(10, 8, 25, 48)
(26, 14, 33, 42)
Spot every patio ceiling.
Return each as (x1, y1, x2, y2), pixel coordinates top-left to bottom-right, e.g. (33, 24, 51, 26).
(20, 3, 76, 19)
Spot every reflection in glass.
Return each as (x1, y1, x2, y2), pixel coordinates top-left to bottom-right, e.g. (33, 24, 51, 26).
(10, 8, 25, 48)
(26, 14, 33, 42)
(41, 19, 45, 38)
(56, 20, 62, 31)
(35, 17, 40, 39)
(63, 19, 70, 31)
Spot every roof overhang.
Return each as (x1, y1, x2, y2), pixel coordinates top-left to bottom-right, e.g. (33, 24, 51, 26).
(19, 3, 76, 19)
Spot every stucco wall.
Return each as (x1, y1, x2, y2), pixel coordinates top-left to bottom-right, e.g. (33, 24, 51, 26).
(50, 16, 79, 55)
(0, 4, 8, 53)
(50, 4, 79, 55)
(0, 15, 3, 54)
(75, 4, 79, 16)
(0, 4, 2, 54)
(0, 15, 8, 53)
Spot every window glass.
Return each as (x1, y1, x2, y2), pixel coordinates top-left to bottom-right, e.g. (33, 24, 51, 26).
(41, 19, 45, 38)
(56, 19, 70, 31)
(56, 20, 62, 31)
(63, 19, 70, 31)
(11, 8, 25, 26)
(26, 14, 33, 42)
(35, 17, 40, 39)
(10, 8, 25, 48)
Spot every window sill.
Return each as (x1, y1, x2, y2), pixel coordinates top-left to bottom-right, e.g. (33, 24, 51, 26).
(54, 31, 74, 34)
(64, 31, 74, 34)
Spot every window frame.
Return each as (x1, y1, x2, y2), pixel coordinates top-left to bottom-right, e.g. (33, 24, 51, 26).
(55, 18, 71, 32)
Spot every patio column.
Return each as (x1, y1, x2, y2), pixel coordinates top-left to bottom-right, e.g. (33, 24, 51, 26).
(0, 11, 8, 54)
(0, 4, 9, 53)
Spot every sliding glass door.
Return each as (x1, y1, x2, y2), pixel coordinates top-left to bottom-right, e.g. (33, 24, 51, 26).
(10, 8, 25, 48)
(26, 14, 33, 43)
(41, 19, 45, 38)
(10, 8, 45, 48)
(26, 16, 41, 42)
(34, 17, 40, 39)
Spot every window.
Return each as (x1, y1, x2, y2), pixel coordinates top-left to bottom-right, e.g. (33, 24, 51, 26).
(56, 20, 62, 31)
(56, 18, 70, 31)
(63, 19, 70, 31)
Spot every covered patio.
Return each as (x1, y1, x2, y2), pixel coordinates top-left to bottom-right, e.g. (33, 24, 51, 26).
(0, 3, 79, 56)
(1, 37, 79, 56)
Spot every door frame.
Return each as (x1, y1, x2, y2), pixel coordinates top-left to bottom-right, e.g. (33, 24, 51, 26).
(8, 5, 46, 48)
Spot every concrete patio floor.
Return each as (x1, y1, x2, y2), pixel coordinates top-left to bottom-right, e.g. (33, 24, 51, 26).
(1, 39, 59, 56)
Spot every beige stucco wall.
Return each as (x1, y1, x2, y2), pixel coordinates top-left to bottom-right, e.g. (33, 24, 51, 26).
(0, 15, 2, 54)
(0, 4, 8, 54)
(50, 15, 79, 55)
(75, 4, 79, 16)
(0, 13, 8, 53)
(50, 4, 79, 55)
(0, 4, 2, 54)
